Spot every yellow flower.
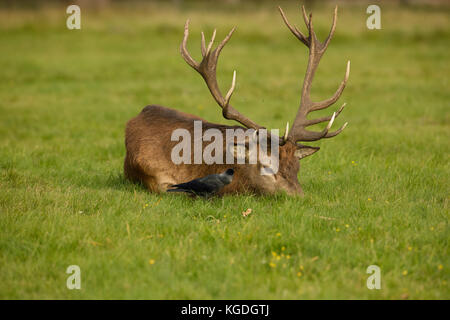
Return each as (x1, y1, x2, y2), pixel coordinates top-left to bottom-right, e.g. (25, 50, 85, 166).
(299, 265, 304, 270)
(438, 264, 443, 270)
(271, 251, 277, 257)
(430, 226, 435, 231)
(297, 271, 302, 277)
(276, 256, 281, 261)
(408, 246, 412, 251)
(269, 262, 276, 268)
(368, 198, 372, 201)
(148, 259, 155, 265)
(345, 224, 349, 228)
(335, 228, 340, 232)
(276, 233, 281, 237)
(402, 270, 408, 276)
(286, 255, 291, 259)
(281, 246, 286, 251)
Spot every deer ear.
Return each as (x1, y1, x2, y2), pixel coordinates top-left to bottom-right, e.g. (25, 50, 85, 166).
(294, 146, 320, 159)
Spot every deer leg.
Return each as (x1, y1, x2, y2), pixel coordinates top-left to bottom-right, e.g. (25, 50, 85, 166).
(154, 174, 177, 192)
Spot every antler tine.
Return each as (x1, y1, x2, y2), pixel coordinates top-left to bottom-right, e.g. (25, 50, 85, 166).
(323, 5, 338, 50)
(302, 6, 317, 46)
(278, 6, 308, 46)
(326, 112, 336, 131)
(201, 29, 217, 57)
(293, 112, 336, 142)
(181, 20, 199, 70)
(201, 32, 206, 56)
(301, 5, 309, 26)
(213, 26, 236, 59)
(325, 122, 348, 138)
(278, 121, 290, 146)
(224, 70, 236, 107)
(284, 122, 289, 140)
(311, 60, 350, 111)
(305, 102, 346, 126)
(206, 29, 217, 56)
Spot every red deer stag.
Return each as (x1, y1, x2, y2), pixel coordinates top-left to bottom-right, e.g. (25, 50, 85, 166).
(124, 5, 350, 195)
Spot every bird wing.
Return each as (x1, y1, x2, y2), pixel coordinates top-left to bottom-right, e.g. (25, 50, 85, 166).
(197, 175, 225, 191)
(169, 179, 216, 194)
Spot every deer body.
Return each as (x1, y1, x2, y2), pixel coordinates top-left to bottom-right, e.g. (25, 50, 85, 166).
(124, 105, 302, 195)
(124, 5, 351, 196)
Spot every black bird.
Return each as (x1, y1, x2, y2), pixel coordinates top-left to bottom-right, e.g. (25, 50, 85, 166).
(167, 169, 234, 197)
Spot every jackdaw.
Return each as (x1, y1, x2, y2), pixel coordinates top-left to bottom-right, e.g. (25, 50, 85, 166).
(167, 169, 234, 197)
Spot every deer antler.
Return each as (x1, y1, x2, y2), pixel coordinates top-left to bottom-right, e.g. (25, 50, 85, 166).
(278, 5, 350, 142)
(181, 20, 264, 130)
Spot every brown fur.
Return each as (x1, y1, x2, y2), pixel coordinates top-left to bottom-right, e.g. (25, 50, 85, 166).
(124, 105, 304, 195)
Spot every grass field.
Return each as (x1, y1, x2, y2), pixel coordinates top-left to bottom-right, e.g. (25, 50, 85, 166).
(0, 1, 449, 299)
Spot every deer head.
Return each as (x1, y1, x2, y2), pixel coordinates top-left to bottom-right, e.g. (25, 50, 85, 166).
(176, 5, 350, 195)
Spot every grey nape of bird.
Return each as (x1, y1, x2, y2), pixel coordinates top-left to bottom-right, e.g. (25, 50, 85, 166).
(167, 169, 234, 197)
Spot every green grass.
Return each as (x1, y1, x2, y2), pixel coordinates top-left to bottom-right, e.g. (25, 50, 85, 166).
(0, 1, 449, 299)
